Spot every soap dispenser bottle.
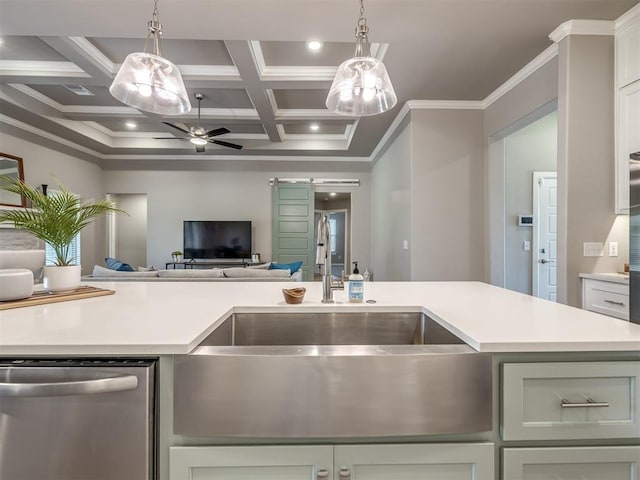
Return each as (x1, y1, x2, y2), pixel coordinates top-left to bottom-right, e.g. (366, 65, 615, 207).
(348, 261, 364, 303)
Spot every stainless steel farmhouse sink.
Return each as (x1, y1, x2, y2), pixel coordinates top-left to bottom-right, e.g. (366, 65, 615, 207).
(174, 312, 492, 438)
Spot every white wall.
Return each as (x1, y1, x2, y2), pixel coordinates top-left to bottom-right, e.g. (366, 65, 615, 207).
(112, 193, 147, 268)
(504, 111, 558, 294)
(104, 169, 371, 271)
(371, 121, 412, 280)
(410, 109, 485, 281)
(0, 131, 106, 273)
(557, 34, 628, 307)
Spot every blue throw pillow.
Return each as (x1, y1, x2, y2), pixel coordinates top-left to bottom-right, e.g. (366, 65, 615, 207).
(105, 257, 134, 272)
(269, 261, 303, 274)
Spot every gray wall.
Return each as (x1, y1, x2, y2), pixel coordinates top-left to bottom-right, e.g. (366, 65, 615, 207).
(371, 122, 412, 280)
(112, 193, 147, 269)
(104, 169, 371, 271)
(410, 109, 485, 281)
(557, 34, 628, 307)
(0, 131, 106, 274)
(504, 111, 558, 294)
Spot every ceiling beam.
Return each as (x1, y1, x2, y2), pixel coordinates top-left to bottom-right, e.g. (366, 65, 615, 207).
(224, 41, 281, 143)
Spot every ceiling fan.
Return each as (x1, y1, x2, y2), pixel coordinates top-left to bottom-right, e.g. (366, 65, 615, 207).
(154, 93, 243, 152)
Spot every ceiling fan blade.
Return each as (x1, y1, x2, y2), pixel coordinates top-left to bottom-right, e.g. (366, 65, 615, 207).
(210, 139, 243, 150)
(195, 144, 206, 153)
(162, 122, 190, 135)
(206, 127, 230, 137)
(153, 137, 188, 140)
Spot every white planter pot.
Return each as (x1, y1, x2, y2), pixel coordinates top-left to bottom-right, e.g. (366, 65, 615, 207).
(43, 265, 81, 294)
(0, 269, 34, 301)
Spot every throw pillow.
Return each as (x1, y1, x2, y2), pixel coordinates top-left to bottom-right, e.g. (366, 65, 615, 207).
(105, 257, 134, 272)
(268, 261, 303, 274)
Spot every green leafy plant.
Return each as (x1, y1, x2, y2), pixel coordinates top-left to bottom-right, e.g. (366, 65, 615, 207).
(171, 250, 183, 256)
(0, 176, 124, 266)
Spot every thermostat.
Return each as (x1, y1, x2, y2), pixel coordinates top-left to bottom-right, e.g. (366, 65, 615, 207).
(518, 215, 534, 226)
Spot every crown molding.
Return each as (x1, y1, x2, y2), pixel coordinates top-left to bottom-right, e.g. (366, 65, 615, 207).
(407, 100, 484, 110)
(100, 154, 370, 162)
(69, 36, 115, 74)
(275, 109, 351, 120)
(549, 19, 615, 43)
(483, 43, 558, 108)
(616, 3, 640, 32)
(0, 60, 88, 77)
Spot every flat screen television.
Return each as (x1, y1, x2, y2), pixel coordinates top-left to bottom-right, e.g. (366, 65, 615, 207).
(183, 221, 252, 260)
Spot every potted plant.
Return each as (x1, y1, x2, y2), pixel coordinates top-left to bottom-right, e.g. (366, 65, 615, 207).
(171, 250, 183, 263)
(0, 176, 123, 293)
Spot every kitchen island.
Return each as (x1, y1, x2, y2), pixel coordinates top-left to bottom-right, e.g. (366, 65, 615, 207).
(1, 281, 639, 480)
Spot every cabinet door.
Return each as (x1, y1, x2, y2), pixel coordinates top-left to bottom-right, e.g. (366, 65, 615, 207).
(503, 446, 640, 480)
(333, 443, 494, 480)
(617, 19, 640, 88)
(615, 79, 640, 213)
(170, 445, 333, 480)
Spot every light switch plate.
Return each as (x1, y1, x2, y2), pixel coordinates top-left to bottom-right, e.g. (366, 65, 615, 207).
(402, 240, 409, 250)
(523, 241, 530, 251)
(609, 241, 619, 257)
(583, 242, 604, 257)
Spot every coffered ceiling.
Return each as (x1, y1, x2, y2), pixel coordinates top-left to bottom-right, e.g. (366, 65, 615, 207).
(0, 0, 635, 166)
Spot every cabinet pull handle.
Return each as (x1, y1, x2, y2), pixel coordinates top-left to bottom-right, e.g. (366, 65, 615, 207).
(604, 299, 625, 306)
(317, 469, 329, 479)
(338, 467, 351, 480)
(561, 397, 610, 408)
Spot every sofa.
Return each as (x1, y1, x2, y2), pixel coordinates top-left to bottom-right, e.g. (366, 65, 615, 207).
(85, 263, 303, 282)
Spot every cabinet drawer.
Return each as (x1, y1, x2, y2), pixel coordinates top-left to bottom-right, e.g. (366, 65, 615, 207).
(502, 362, 640, 441)
(503, 446, 640, 480)
(582, 279, 629, 320)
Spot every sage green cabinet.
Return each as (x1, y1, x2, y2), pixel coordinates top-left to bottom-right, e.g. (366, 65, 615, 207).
(502, 361, 640, 441)
(503, 446, 640, 480)
(169, 443, 495, 480)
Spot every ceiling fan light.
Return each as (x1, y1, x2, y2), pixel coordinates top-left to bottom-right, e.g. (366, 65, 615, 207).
(110, 52, 191, 115)
(190, 137, 208, 146)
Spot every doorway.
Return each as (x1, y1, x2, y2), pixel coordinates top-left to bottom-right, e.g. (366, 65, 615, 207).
(107, 193, 148, 268)
(314, 192, 351, 280)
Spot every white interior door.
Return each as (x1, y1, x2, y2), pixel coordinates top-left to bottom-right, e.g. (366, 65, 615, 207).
(533, 172, 557, 301)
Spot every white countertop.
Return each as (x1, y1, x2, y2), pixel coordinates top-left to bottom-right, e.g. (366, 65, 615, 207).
(0, 281, 639, 355)
(579, 272, 630, 284)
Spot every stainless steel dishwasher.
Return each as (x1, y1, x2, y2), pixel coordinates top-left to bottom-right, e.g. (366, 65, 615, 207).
(0, 358, 157, 480)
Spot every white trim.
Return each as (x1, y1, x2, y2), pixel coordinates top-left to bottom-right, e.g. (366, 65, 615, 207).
(369, 102, 411, 162)
(615, 3, 640, 32)
(265, 89, 278, 113)
(0, 60, 89, 77)
(275, 109, 351, 120)
(260, 65, 337, 81)
(8, 84, 65, 110)
(483, 44, 559, 108)
(68, 36, 115, 74)
(103, 154, 370, 162)
(0, 113, 103, 157)
(407, 100, 484, 110)
(176, 65, 241, 80)
(549, 19, 615, 43)
(248, 40, 267, 76)
(345, 119, 358, 148)
(532, 171, 558, 299)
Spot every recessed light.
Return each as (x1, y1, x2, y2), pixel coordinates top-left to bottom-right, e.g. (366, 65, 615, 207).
(310, 123, 320, 131)
(0, 38, 4, 46)
(125, 121, 137, 129)
(307, 40, 323, 51)
(330, 192, 337, 197)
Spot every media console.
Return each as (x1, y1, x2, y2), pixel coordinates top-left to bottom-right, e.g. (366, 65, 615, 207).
(165, 261, 259, 270)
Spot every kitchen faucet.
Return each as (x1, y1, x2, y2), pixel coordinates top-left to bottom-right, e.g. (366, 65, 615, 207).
(316, 214, 344, 303)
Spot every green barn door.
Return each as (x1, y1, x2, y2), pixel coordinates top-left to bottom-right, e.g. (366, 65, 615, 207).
(272, 183, 314, 281)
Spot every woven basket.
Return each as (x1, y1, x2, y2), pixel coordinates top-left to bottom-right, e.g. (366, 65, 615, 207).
(282, 287, 306, 304)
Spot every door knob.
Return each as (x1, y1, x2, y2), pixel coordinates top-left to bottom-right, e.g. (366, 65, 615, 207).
(540, 259, 555, 264)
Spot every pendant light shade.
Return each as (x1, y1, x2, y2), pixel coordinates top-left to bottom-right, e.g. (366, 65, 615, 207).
(109, 0, 191, 115)
(326, 0, 397, 116)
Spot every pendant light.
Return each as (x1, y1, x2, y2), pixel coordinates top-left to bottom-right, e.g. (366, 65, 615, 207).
(326, 0, 397, 116)
(109, 0, 191, 115)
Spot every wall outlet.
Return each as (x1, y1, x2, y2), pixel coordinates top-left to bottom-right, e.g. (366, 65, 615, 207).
(402, 240, 409, 250)
(523, 240, 530, 251)
(583, 242, 604, 257)
(608, 241, 619, 257)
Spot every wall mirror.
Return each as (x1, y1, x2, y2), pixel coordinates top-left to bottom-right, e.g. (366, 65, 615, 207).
(0, 153, 26, 207)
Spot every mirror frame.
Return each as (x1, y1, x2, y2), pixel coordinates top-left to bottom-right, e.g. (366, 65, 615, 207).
(0, 153, 26, 208)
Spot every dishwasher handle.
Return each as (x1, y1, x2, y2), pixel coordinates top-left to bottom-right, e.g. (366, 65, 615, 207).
(0, 374, 138, 397)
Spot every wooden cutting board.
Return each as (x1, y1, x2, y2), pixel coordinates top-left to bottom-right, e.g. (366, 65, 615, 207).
(0, 286, 115, 310)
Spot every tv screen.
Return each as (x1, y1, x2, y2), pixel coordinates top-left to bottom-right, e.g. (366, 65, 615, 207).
(183, 221, 252, 260)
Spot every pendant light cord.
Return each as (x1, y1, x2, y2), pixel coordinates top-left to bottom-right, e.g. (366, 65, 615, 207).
(354, 0, 370, 57)
(143, 0, 163, 57)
